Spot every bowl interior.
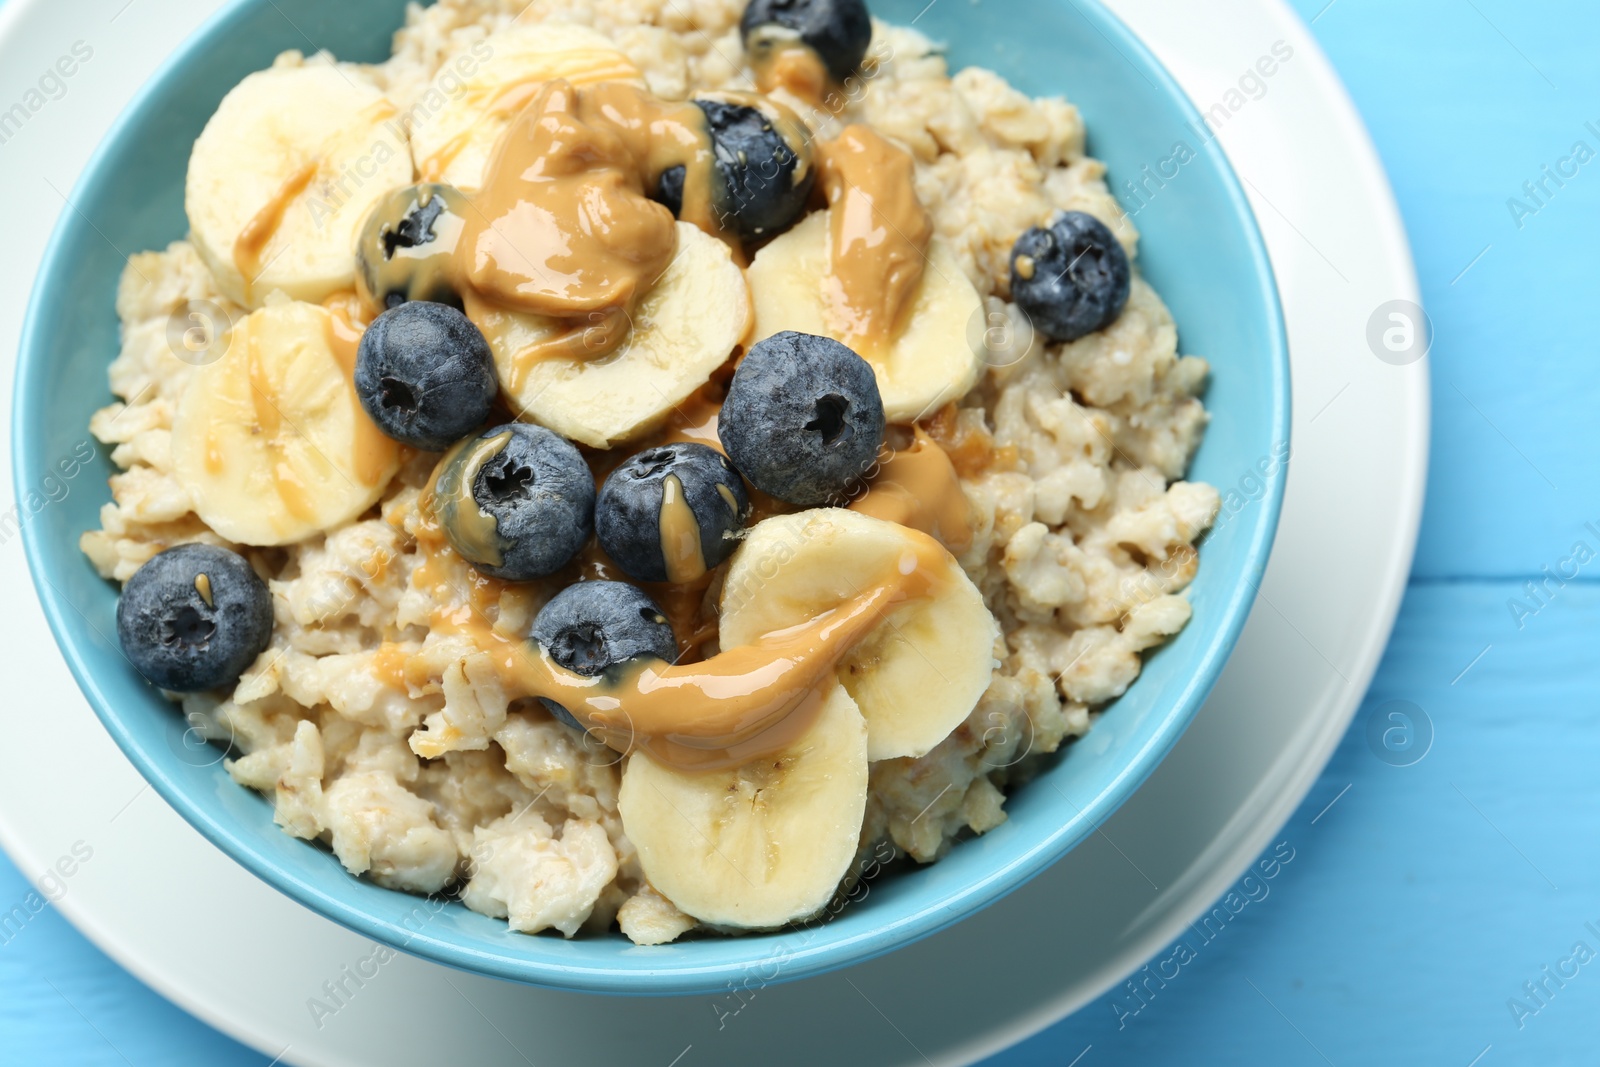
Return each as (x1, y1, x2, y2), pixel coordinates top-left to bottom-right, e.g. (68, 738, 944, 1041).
(14, 0, 1287, 995)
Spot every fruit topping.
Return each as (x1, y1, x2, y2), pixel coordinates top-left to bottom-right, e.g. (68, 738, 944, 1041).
(431, 424, 595, 581)
(719, 330, 885, 507)
(116, 544, 274, 692)
(356, 183, 471, 311)
(530, 580, 679, 728)
(740, 0, 874, 84)
(1009, 211, 1131, 343)
(595, 442, 751, 584)
(354, 300, 497, 452)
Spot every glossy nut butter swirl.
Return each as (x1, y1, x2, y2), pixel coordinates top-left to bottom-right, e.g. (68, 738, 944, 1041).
(455, 79, 808, 377)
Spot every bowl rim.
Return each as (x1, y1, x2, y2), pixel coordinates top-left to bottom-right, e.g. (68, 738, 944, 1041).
(13, 0, 1289, 996)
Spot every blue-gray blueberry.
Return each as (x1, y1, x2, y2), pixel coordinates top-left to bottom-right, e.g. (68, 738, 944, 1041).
(740, 0, 873, 83)
(719, 330, 885, 507)
(116, 543, 273, 692)
(530, 581, 678, 729)
(433, 424, 594, 581)
(1009, 211, 1131, 343)
(595, 442, 750, 584)
(356, 183, 469, 310)
(355, 300, 497, 452)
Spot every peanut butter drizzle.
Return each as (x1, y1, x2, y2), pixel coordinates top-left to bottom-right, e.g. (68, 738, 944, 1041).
(426, 432, 514, 568)
(457, 80, 811, 385)
(751, 40, 829, 104)
(324, 295, 404, 487)
(815, 125, 933, 354)
(245, 325, 316, 523)
(417, 53, 645, 182)
(370, 642, 412, 690)
(924, 403, 1019, 478)
(233, 161, 319, 301)
(193, 572, 213, 607)
(658, 474, 708, 583)
(456, 80, 718, 382)
(431, 527, 950, 771)
(850, 428, 974, 552)
(657, 387, 726, 451)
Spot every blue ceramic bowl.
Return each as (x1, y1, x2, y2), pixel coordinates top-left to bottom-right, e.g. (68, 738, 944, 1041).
(14, 0, 1288, 996)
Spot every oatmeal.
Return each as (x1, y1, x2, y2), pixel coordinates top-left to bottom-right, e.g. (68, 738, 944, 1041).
(85, 0, 1217, 943)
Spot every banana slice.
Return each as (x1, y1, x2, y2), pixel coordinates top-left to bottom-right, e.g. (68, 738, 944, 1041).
(410, 24, 645, 191)
(186, 62, 414, 308)
(480, 222, 751, 449)
(171, 301, 402, 547)
(746, 211, 986, 423)
(720, 509, 998, 762)
(618, 682, 869, 929)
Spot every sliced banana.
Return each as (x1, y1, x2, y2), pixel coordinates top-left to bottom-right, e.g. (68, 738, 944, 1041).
(171, 301, 402, 547)
(480, 222, 751, 449)
(618, 682, 869, 929)
(186, 62, 414, 308)
(746, 211, 986, 423)
(720, 509, 998, 762)
(410, 24, 645, 191)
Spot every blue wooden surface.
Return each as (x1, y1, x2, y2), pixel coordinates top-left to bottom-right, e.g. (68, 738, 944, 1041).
(5, 0, 1598, 1062)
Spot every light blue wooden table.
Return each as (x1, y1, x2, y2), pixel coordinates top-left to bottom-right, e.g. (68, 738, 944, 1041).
(5, 0, 1596, 1062)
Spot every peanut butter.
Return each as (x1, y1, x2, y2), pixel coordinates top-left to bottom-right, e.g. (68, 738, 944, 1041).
(459, 82, 680, 359)
(454, 80, 732, 381)
(426, 431, 514, 568)
(658, 474, 708, 583)
(416, 52, 645, 182)
(324, 295, 404, 488)
(244, 325, 315, 523)
(815, 125, 933, 353)
(455, 80, 811, 385)
(851, 428, 974, 552)
(233, 160, 318, 301)
(423, 522, 950, 771)
(750, 39, 829, 105)
(194, 572, 213, 607)
(924, 402, 1018, 478)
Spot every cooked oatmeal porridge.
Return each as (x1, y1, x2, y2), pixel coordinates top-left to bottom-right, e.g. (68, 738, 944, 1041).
(86, 0, 1218, 944)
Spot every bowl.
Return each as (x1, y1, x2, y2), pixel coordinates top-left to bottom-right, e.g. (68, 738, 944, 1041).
(13, 0, 1288, 996)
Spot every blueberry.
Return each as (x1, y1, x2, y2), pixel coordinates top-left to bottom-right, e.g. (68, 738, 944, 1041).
(433, 424, 595, 581)
(740, 0, 873, 84)
(655, 164, 687, 220)
(355, 301, 498, 452)
(1010, 211, 1131, 343)
(116, 544, 273, 692)
(719, 331, 885, 506)
(697, 98, 816, 243)
(530, 581, 678, 728)
(356, 183, 470, 310)
(595, 443, 750, 584)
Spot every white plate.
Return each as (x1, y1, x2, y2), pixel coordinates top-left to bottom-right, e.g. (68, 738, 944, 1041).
(0, 0, 1425, 1063)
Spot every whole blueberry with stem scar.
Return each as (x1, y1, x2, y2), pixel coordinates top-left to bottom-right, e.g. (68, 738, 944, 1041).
(116, 543, 274, 692)
(719, 330, 885, 507)
(530, 581, 678, 729)
(1009, 211, 1131, 343)
(432, 424, 595, 581)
